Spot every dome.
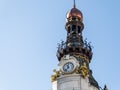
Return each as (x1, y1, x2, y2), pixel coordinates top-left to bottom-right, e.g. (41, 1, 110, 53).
(66, 7, 83, 20)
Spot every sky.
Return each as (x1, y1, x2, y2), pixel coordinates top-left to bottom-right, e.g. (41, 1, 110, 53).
(0, 0, 120, 90)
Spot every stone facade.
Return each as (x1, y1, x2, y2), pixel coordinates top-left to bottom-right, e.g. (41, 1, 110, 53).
(52, 74, 98, 90)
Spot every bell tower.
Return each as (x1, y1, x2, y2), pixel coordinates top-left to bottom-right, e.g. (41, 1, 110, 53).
(51, 1, 108, 90)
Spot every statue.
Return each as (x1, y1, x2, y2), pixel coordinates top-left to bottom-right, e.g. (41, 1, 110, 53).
(51, 69, 60, 82)
(80, 62, 88, 78)
(76, 62, 88, 78)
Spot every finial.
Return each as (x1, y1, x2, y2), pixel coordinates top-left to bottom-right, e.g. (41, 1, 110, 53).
(73, 0, 76, 8)
(104, 85, 108, 90)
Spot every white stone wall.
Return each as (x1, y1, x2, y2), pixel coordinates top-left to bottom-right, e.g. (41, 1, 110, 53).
(52, 81, 57, 90)
(52, 74, 98, 90)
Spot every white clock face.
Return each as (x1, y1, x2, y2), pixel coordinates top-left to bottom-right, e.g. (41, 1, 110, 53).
(63, 62, 74, 73)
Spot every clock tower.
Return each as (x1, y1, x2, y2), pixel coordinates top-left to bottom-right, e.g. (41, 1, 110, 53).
(51, 1, 108, 90)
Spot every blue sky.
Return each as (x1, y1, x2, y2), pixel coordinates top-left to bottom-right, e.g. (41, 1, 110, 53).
(0, 0, 120, 90)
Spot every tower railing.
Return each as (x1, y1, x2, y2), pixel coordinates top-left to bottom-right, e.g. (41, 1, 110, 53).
(56, 40, 93, 61)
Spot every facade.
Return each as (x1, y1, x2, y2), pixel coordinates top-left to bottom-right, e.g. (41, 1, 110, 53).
(51, 1, 108, 90)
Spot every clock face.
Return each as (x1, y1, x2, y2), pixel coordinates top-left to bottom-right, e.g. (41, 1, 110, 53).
(63, 62, 74, 73)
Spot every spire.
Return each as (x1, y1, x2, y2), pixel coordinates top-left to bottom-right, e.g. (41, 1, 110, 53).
(57, 0, 92, 63)
(73, 0, 76, 8)
(66, 0, 83, 20)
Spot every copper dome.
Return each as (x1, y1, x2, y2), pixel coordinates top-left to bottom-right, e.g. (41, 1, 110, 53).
(66, 7, 83, 20)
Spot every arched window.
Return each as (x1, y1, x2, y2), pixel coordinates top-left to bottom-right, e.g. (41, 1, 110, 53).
(72, 25, 76, 34)
(68, 26, 70, 33)
(72, 25, 76, 30)
(78, 26, 81, 33)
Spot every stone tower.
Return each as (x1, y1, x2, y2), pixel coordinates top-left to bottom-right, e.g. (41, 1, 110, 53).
(51, 1, 108, 90)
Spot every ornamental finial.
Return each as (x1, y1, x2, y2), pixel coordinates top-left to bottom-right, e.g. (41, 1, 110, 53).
(73, 0, 76, 8)
(104, 85, 108, 90)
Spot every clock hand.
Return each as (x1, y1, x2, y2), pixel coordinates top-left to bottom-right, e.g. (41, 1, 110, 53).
(67, 64, 69, 69)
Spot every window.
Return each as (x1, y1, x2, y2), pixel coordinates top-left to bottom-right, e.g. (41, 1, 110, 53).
(72, 25, 76, 30)
(78, 26, 81, 33)
(68, 26, 70, 33)
(72, 17, 76, 21)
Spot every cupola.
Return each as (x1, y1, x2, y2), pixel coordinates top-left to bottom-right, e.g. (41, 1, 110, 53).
(66, 7, 83, 21)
